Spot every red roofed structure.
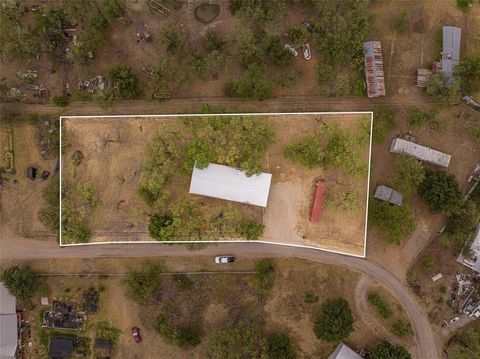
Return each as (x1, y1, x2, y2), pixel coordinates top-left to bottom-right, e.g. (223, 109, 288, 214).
(310, 181, 326, 223)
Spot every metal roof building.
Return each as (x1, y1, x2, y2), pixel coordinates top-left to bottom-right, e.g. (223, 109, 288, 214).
(457, 224, 480, 274)
(363, 41, 386, 98)
(441, 26, 461, 80)
(374, 185, 403, 206)
(390, 138, 451, 168)
(0, 283, 17, 359)
(328, 342, 362, 359)
(189, 163, 272, 207)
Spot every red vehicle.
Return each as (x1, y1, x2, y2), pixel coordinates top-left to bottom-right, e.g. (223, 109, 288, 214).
(131, 327, 142, 343)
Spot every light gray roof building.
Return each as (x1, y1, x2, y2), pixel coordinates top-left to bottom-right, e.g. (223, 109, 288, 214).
(441, 26, 461, 80)
(189, 163, 272, 207)
(363, 41, 386, 97)
(374, 185, 403, 206)
(457, 224, 480, 274)
(0, 283, 17, 359)
(328, 342, 362, 359)
(390, 138, 451, 168)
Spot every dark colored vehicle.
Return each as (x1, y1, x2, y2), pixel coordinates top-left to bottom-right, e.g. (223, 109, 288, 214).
(41, 170, 50, 180)
(131, 327, 142, 343)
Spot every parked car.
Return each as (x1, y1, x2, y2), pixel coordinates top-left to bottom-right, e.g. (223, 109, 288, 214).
(284, 44, 298, 57)
(215, 256, 235, 264)
(302, 43, 312, 60)
(131, 327, 142, 343)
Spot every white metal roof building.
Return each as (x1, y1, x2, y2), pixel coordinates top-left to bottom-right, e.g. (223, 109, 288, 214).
(457, 224, 480, 274)
(0, 283, 17, 359)
(189, 163, 272, 207)
(441, 26, 461, 80)
(390, 138, 451, 168)
(328, 342, 362, 359)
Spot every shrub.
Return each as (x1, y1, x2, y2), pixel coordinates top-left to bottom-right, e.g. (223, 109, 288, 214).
(370, 341, 411, 359)
(373, 106, 395, 144)
(423, 256, 434, 268)
(121, 264, 162, 303)
(253, 259, 274, 295)
(267, 332, 296, 359)
(392, 320, 411, 337)
(284, 135, 325, 169)
(407, 106, 436, 128)
(367, 292, 393, 319)
(393, 11, 408, 33)
(208, 322, 267, 359)
(391, 156, 425, 196)
(369, 200, 416, 244)
(53, 96, 69, 107)
(154, 315, 200, 348)
(203, 30, 224, 51)
(108, 65, 142, 100)
(224, 63, 274, 100)
(304, 291, 319, 303)
(95, 321, 122, 346)
(1, 265, 38, 301)
(426, 73, 461, 105)
(313, 298, 354, 342)
(287, 26, 308, 47)
(419, 170, 462, 213)
(238, 221, 264, 240)
(456, 53, 480, 92)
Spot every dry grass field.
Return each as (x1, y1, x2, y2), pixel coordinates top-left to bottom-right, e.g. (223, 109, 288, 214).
(61, 113, 370, 256)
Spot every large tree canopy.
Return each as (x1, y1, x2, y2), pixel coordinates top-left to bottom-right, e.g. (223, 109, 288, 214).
(313, 298, 354, 342)
(419, 170, 461, 213)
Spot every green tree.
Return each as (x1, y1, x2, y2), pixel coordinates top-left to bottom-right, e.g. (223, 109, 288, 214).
(392, 320, 411, 337)
(267, 333, 296, 359)
(1, 265, 38, 301)
(208, 322, 268, 359)
(369, 200, 416, 244)
(456, 53, 480, 92)
(313, 298, 354, 342)
(154, 315, 200, 348)
(419, 170, 461, 213)
(392, 156, 425, 196)
(253, 259, 274, 295)
(445, 322, 480, 359)
(108, 65, 142, 100)
(287, 26, 308, 47)
(238, 221, 264, 240)
(407, 106, 436, 128)
(426, 73, 461, 105)
(284, 135, 325, 169)
(148, 214, 175, 241)
(263, 35, 293, 66)
(370, 341, 411, 359)
(162, 26, 181, 56)
(373, 106, 395, 144)
(224, 63, 274, 100)
(121, 264, 162, 304)
(443, 200, 479, 252)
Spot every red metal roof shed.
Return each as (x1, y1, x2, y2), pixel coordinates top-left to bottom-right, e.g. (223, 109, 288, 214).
(310, 181, 326, 223)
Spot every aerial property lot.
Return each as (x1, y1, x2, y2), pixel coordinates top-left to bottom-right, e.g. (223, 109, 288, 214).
(60, 113, 372, 256)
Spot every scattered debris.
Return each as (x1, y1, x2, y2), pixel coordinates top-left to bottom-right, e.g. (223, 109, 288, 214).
(136, 31, 152, 43)
(16, 69, 38, 80)
(41, 170, 50, 180)
(42, 301, 85, 330)
(77, 75, 108, 93)
(82, 290, 99, 313)
(284, 44, 298, 57)
(432, 273, 443, 282)
(463, 95, 480, 111)
(41, 297, 49, 306)
(148, 0, 170, 15)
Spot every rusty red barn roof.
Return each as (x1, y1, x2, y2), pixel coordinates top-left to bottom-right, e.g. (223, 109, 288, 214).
(310, 181, 326, 223)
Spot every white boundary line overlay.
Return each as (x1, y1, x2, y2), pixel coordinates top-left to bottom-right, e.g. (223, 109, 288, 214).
(59, 111, 373, 259)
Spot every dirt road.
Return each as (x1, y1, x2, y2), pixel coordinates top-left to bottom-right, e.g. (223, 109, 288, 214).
(1, 94, 440, 116)
(1, 239, 440, 359)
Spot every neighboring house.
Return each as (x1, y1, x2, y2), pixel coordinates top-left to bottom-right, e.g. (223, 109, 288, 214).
(328, 342, 362, 359)
(48, 337, 73, 359)
(95, 339, 113, 359)
(374, 185, 403, 206)
(0, 282, 18, 359)
(441, 26, 461, 81)
(363, 41, 386, 98)
(189, 163, 272, 207)
(457, 224, 480, 274)
(390, 138, 451, 168)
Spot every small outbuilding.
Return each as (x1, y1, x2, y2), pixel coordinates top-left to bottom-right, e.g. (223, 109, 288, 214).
(457, 224, 480, 274)
(374, 185, 403, 206)
(48, 337, 73, 359)
(27, 166, 37, 180)
(310, 181, 327, 222)
(390, 138, 451, 168)
(328, 342, 362, 359)
(441, 26, 461, 81)
(95, 339, 113, 359)
(189, 163, 272, 207)
(363, 41, 386, 98)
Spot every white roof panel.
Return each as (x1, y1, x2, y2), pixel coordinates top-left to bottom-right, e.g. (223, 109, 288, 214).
(390, 138, 451, 167)
(189, 163, 272, 207)
(0, 314, 18, 357)
(457, 225, 480, 274)
(328, 343, 362, 359)
(0, 283, 16, 315)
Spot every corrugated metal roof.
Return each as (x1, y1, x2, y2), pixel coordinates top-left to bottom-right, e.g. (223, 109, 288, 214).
(441, 26, 461, 79)
(0, 314, 17, 358)
(374, 185, 403, 206)
(390, 138, 451, 168)
(328, 343, 362, 359)
(189, 163, 272, 207)
(0, 283, 16, 315)
(363, 41, 386, 98)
